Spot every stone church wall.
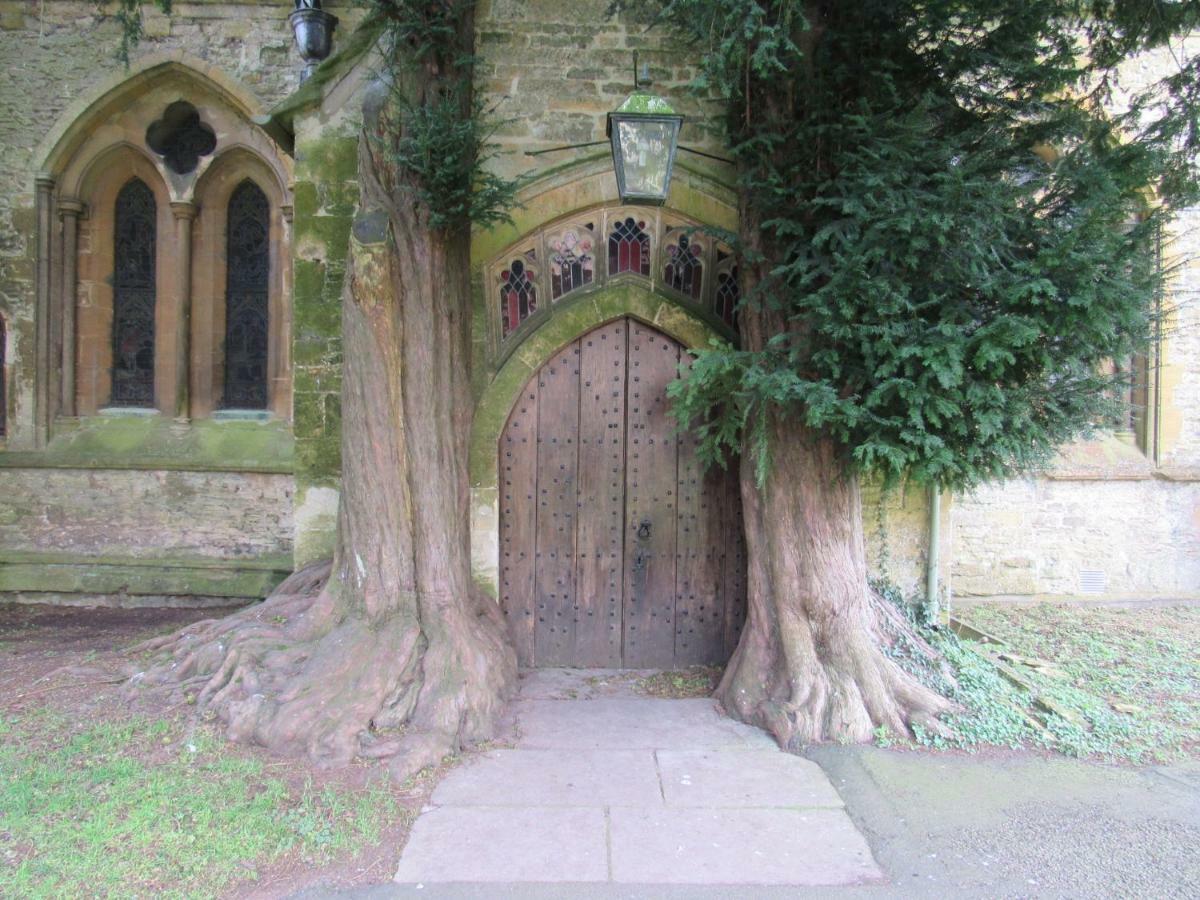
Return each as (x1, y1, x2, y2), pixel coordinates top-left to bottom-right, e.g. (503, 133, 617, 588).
(0, 1, 362, 601)
(953, 478, 1200, 600)
(0, 466, 294, 601)
(2, 4, 1194, 608)
(475, 0, 726, 181)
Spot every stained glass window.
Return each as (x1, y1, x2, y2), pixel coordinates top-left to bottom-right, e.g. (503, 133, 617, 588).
(549, 225, 595, 300)
(224, 180, 270, 409)
(111, 178, 157, 407)
(608, 217, 650, 277)
(715, 264, 741, 329)
(500, 256, 537, 338)
(664, 232, 703, 300)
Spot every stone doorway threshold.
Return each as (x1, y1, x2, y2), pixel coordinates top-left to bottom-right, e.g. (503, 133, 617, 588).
(392, 668, 883, 888)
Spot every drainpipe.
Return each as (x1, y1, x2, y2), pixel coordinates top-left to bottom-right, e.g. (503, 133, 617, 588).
(926, 483, 941, 623)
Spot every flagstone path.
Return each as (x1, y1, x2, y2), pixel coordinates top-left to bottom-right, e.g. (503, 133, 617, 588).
(393, 669, 883, 888)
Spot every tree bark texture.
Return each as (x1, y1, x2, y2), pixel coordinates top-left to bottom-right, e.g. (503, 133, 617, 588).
(714, 199, 954, 749)
(129, 9, 517, 780)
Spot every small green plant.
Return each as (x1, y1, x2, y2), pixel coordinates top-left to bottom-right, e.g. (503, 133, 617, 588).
(963, 603, 1200, 763)
(872, 583, 1199, 762)
(872, 724, 895, 748)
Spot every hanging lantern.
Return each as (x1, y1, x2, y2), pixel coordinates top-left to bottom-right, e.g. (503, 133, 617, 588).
(607, 85, 683, 206)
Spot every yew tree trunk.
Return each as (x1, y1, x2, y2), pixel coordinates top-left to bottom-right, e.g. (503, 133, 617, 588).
(714, 203, 953, 749)
(129, 9, 517, 780)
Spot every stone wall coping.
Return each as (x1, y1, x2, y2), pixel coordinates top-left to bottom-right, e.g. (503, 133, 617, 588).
(0, 458, 295, 474)
(0, 415, 295, 474)
(261, 14, 383, 148)
(0, 549, 294, 572)
(1040, 470, 1200, 482)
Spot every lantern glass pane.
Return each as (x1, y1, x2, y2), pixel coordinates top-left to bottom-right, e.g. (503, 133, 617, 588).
(616, 119, 675, 198)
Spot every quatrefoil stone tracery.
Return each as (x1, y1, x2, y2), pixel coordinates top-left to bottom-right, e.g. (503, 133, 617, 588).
(145, 100, 217, 175)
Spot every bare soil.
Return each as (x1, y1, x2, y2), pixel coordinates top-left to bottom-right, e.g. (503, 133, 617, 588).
(0, 602, 449, 898)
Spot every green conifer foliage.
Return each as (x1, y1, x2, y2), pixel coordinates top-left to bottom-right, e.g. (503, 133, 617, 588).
(640, 0, 1200, 489)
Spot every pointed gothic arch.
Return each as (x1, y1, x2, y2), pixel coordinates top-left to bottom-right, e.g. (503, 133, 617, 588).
(29, 58, 293, 430)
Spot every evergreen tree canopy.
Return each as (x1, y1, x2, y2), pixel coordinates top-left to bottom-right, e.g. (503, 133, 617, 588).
(648, 0, 1200, 489)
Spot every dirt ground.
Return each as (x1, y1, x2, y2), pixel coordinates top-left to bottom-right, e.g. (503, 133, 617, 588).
(0, 602, 452, 899)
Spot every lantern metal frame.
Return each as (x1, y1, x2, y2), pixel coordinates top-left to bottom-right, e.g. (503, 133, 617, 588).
(605, 91, 684, 206)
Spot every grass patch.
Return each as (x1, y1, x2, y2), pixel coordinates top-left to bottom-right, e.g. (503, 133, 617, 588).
(0, 710, 401, 899)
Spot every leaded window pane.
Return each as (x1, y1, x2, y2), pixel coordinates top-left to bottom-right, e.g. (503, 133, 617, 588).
(608, 217, 650, 277)
(499, 254, 537, 338)
(224, 180, 271, 409)
(548, 223, 595, 300)
(111, 178, 156, 407)
(664, 231, 703, 300)
(715, 264, 741, 329)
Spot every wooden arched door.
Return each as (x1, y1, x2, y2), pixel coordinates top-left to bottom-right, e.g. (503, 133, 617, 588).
(499, 318, 747, 669)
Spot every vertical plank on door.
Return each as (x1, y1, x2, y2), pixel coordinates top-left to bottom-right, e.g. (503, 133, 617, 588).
(498, 383, 539, 666)
(623, 323, 680, 668)
(674, 357, 728, 665)
(722, 466, 749, 657)
(574, 319, 627, 666)
(534, 340, 582, 666)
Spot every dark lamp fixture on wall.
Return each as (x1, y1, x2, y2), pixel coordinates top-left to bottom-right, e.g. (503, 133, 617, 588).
(523, 54, 727, 193)
(606, 59, 683, 205)
(290, 0, 338, 82)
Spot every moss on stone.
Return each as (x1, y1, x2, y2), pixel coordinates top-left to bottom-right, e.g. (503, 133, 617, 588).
(0, 560, 290, 599)
(292, 392, 324, 440)
(297, 216, 353, 273)
(299, 135, 361, 187)
(293, 256, 327, 302)
(295, 430, 342, 487)
(292, 180, 321, 224)
(0, 416, 294, 473)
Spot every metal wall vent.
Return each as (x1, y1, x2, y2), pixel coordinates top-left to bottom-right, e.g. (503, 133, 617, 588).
(1079, 569, 1108, 595)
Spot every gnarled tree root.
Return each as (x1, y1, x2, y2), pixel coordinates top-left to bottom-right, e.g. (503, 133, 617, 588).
(125, 561, 517, 781)
(716, 586, 959, 752)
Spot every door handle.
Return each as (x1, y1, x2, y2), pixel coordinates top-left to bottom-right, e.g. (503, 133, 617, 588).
(637, 518, 652, 540)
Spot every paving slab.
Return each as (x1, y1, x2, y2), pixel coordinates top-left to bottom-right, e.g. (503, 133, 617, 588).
(656, 749, 845, 809)
(393, 807, 608, 883)
(393, 672, 877, 889)
(516, 698, 775, 750)
(516, 668, 653, 700)
(609, 807, 883, 885)
(432, 749, 664, 808)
